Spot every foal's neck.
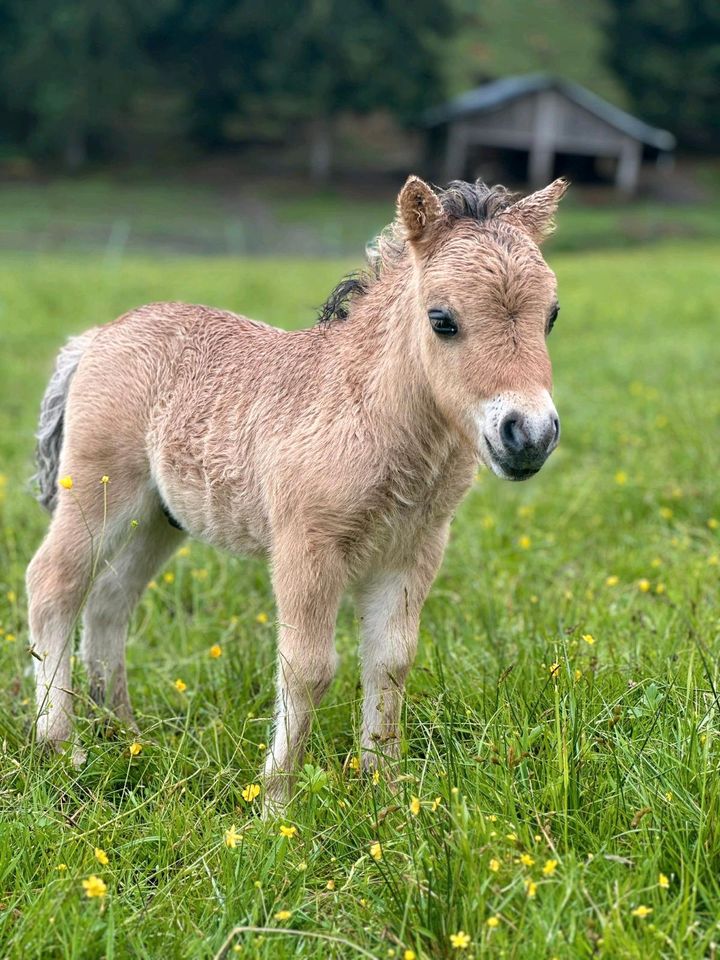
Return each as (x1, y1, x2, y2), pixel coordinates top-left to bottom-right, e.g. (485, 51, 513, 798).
(328, 263, 446, 443)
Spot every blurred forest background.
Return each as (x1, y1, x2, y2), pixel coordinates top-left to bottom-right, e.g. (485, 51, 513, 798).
(0, 0, 718, 256)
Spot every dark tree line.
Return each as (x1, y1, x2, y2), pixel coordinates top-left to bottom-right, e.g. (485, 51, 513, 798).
(604, 0, 720, 150)
(0, 0, 717, 171)
(0, 0, 458, 172)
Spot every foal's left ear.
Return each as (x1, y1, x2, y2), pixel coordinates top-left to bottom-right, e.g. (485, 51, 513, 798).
(500, 178, 570, 244)
(397, 175, 444, 243)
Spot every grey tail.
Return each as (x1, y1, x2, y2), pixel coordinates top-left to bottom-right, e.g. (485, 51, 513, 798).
(33, 331, 96, 513)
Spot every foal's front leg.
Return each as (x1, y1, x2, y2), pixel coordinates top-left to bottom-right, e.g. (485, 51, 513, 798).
(355, 529, 449, 771)
(263, 544, 344, 808)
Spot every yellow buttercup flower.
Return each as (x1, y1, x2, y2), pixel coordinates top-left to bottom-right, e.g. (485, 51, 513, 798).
(486, 916, 500, 928)
(581, 633, 595, 646)
(431, 797, 442, 812)
(658, 872, 670, 890)
(449, 931, 471, 949)
(370, 841, 382, 861)
(525, 879, 537, 898)
(94, 847, 109, 866)
(279, 825, 297, 839)
(542, 859, 558, 876)
(59, 475, 73, 490)
(614, 470, 627, 485)
(82, 875, 107, 899)
(605, 575, 619, 587)
(637, 578, 651, 593)
(404, 951, 417, 960)
(274, 910, 292, 921)
(224, 825, 242, 848)
(256, 612, 269, 624)
(326, 879, 335, 891)
(631, 905, 652, 918)
(348, 756, 360, 771)
(129, 742, 142, 757)
(163, 571, 175, 585)
(174, 678, 187, 692)
(518, 535, 532, 550)
(489, 858, 500, 872)
(409, 796, 421, 816)
(518, 853, 534, 867)
(209, 643, 223, 659)
(241, 783, 261, 803)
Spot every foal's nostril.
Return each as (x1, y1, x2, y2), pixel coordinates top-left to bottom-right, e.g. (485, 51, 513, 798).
(499, 414, 526, 453)
(552, 417, 560, 443)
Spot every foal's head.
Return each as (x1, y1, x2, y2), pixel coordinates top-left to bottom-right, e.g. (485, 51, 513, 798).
(397, 175, 568, 481)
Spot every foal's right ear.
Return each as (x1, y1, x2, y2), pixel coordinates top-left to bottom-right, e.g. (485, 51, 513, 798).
(397, 175, 444, 243)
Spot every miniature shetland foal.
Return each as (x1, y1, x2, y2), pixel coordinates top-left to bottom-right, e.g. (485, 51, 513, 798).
(28, 175, 567, 803)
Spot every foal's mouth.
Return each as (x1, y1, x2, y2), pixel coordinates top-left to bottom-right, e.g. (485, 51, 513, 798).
(481, 435, 542, 482)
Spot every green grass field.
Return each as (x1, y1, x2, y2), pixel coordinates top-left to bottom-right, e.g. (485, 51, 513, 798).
(2, 174, 720, 259)
(0, 241, 719, 959)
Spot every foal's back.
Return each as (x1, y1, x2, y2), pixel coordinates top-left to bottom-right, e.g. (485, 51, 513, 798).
(65, 302, 312, 550)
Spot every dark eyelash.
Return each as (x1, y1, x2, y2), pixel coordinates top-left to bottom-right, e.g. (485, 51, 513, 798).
(547, 303, 560, 333)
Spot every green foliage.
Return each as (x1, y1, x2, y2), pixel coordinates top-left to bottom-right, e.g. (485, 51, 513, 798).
(0, 0, 158, 167)
(605, 0, 720, 149)
(0, 0, 458, 168)
(1, 241, 719, 956)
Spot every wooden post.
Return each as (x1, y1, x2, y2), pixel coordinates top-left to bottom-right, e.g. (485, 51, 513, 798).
(528, 90, 557, 187)
(616, 139, 642, 195)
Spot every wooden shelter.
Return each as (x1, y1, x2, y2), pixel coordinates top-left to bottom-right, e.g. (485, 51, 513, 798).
(424, 74, 675, 194)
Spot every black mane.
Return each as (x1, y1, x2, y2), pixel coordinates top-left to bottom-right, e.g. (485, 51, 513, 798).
(317, 179, 514, 326)
(316, 273, 370, 325)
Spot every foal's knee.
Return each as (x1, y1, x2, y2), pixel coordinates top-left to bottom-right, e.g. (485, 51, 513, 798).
(281, 645, 338, 706)
(363, 636, 416, 687)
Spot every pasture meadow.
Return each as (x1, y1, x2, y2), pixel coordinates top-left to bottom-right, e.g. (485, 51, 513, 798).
(0, 242, 719, 958)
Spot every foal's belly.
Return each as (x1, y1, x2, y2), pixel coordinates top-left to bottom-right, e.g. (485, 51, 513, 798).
(151, 457, 272, 557)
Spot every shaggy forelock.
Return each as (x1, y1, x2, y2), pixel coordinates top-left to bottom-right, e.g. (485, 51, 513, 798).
(318, 179, 516, 325)
(437, 180, 515, 224)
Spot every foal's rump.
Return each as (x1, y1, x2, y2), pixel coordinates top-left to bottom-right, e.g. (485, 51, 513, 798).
(35, 302, 226, 527)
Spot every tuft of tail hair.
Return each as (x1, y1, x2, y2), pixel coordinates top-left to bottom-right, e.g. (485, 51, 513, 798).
(33, 331, 96, 513)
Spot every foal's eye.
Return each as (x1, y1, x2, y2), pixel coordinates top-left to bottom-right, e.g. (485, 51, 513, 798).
(428, 308, 458, 338)
(547, 302, 560, 334)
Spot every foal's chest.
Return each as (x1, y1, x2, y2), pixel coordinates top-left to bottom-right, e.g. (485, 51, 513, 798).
(350, 450, 475, 565)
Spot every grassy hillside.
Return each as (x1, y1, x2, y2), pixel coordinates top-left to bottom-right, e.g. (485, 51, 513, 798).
(0, 243, 719, 958)
(449, 0, 625, 104)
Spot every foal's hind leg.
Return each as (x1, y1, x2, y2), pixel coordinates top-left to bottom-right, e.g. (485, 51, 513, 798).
(27, 505, 94, 748)
(80, 506, 184, 727)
